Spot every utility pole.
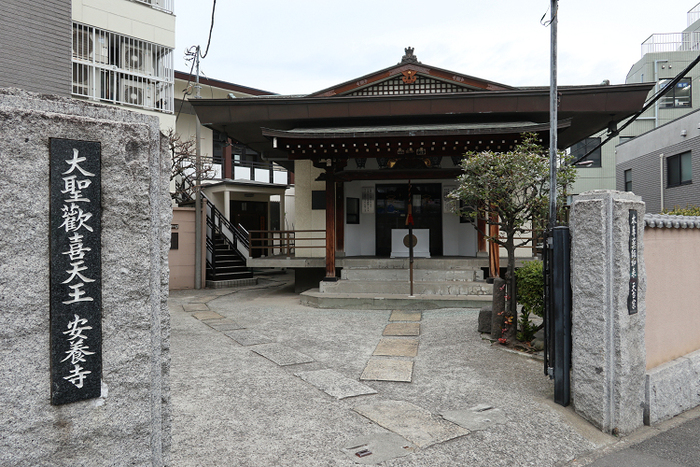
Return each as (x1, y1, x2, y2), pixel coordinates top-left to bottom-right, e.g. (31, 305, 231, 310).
(194, 46, 203, 290)
(549, 0, 558, 230)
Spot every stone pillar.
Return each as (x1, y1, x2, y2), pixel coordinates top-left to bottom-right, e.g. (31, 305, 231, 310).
(0, 89, 171, 465)
(570, 190, 646, 435)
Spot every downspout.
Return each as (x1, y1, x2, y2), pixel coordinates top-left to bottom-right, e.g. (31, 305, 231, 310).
(660, 153, 665, 211)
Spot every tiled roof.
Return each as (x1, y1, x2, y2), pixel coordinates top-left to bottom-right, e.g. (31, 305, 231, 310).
(645, 214, 700, 228)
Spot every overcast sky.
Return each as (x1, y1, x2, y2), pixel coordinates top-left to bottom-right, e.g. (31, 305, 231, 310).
(173, 1, 696, 95)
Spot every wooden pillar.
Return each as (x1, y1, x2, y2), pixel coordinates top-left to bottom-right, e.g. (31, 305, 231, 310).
(324, 166, 337, 280)
(223, 138, 232, 179)
(335, 181, 344, 253)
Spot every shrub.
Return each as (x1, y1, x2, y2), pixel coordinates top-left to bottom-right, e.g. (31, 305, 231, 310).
(515, 260, 544, 342)
(662, 205, 700, 216)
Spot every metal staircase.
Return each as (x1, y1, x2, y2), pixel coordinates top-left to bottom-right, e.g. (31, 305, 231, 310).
(205, 196, 254, 284)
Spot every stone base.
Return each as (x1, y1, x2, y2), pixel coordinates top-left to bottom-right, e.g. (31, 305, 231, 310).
(478, 306, 492, 333)
(645, 349, 700, 425)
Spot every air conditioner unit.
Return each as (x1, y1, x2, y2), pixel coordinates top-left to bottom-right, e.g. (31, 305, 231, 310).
(121, 44, 154, 75)
(121, 79, 154, 107)
(72, 29, 93, 61)
(94, 32, 110, 64)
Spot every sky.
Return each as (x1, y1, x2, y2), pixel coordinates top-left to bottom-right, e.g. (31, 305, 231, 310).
(173, 1, 696, 95)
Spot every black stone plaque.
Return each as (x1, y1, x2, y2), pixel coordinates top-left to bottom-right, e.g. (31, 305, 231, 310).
(628, 209, 638, 315)
(50, 138, 102, 405)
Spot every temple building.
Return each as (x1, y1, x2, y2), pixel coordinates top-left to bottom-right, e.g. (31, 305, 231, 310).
(190, 48, 652, 296)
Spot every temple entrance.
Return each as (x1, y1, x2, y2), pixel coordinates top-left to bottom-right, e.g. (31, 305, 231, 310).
(375, 183, 443, 257)
(230, 200, 267, 258)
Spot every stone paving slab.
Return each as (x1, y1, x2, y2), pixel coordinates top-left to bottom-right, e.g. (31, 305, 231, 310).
(440, 404, 507, 431)
(389, 310, 422, 322)
(373, 338, 419, 357)
(295, 369, 377, 400)
(360, 358, 413, 382)
(251, 343, 315, 366)
(203, 318, 244, 332)
(192, 310, 224, 320)
(341, 432, 416, 464)
(183, 303, 210, 312)
(353, 400, 470, 448)
(383, 323, 420, 336)
(223, 329, 273, 346)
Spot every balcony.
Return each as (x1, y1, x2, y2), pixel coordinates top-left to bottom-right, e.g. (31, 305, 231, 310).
(131, 0, 174, 14)
(233, 160, 289, 185)
(641, 32, 700, 55)
(72, 23, 174, 113)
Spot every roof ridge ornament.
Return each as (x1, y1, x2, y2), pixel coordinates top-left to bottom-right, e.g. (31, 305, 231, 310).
(401, 47, 420, 64)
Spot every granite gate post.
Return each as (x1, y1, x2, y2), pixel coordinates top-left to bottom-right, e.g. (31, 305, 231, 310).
(0, 89, 171, 465)
(570, 190, 646, 435)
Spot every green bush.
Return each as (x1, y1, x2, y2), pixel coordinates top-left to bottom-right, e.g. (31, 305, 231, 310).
(662, 205, 700, 216)
(515, 260, 544, 342)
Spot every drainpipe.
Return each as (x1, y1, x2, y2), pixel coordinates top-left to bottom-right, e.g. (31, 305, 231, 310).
(660, 153, 665, 212)
(653, 60, 668, 128)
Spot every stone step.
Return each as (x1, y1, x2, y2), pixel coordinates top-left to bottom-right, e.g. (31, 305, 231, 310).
(340, 268, 483, 282)
(300, 289, 491, 310)
(339, 257, 488, 270)
(319, 279, 491, 296)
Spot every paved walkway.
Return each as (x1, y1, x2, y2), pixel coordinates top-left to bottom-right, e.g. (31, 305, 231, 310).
(168, 272, 698, 466)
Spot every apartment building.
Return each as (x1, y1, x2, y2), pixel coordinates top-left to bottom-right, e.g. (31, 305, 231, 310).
(572, 3, 700, 196)
(71, 0, 176, 130)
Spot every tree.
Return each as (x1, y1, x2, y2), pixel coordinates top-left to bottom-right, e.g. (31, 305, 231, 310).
(449, 133, 576, 343)
(167, 129, 216, 206)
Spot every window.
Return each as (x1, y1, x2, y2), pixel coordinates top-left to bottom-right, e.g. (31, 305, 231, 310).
(570, 137, 601, 168)
(212, 130, 225, 165)
(624, 169, 632, 192)
(659, 78, 692, 108)
(312, 191, 326, 210)
(667, 151, 692, 187)
(346, 198, 360, 224)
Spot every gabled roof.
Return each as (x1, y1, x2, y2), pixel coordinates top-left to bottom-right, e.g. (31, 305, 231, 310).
(307, 47, 514, 97)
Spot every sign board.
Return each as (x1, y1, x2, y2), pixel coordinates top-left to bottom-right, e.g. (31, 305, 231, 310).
(50, 138, 102, 405)
(628, 209, 638, 315)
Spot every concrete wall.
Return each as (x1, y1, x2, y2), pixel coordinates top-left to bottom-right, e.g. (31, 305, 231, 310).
(644, 219, 700, 369)
(642, 214, 700, 425)
(72, 0, 176, 48)
(0, 89, 171, 465)
(0, 0, 72, 96)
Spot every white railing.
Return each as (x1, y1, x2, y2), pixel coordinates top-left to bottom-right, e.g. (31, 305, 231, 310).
(233, 160, 288, 185)
(641, 32, 700, 55)
(72, 22, 174, 113)
(131, 0, 174, 14)
(688, 2, 700, 27)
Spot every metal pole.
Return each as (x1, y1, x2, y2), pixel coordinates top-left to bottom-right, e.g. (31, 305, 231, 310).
(548, 0, 558, 230)
(194, 47, 203, 289)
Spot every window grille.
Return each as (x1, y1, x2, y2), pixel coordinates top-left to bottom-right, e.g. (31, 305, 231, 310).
(348, 75, 473, 96)
(72, 22, 174, 113)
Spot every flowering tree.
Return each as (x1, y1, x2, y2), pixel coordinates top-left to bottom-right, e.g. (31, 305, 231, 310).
(449, 133, 576, 342)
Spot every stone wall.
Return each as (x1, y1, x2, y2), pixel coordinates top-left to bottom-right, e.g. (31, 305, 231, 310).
(0, 89, 171, 465)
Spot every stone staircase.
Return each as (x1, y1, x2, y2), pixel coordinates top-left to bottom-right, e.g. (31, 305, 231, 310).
(301, 258, 492, 309)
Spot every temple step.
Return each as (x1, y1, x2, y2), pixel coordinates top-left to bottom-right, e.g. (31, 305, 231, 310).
(340, 268, 483, 282)
(319, 279, 491, 296)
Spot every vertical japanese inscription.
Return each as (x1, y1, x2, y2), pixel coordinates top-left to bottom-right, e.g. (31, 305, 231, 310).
(628, 209, 638, 315)
(50, 138, 102, 405)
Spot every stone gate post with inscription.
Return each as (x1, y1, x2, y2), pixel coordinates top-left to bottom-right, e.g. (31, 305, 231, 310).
(569, 190, 646, 435)
(0, 89, 171, 466)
